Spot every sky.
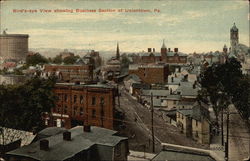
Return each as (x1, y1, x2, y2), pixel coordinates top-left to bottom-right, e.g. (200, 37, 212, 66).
(0, 0, 249, 54)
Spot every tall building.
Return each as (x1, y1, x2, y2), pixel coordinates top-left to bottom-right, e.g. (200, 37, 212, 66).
(230, 23, 239, 54)
(0, 30, 29, 62)
(49, 83, 117, 129)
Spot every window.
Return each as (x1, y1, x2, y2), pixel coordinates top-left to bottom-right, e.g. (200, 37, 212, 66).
(92, 109, 96, 118)
(115, 143, 121, 157)
(80, 107, 84, 116)
(196, 120, 198, 126)
(92, 97, 96, 105)
(64, 94, 68, 102)
(64, 105, 67, 114)
(173, 100, 177, 105)
(80, 95, 84, 104)
(100, 97, 105, 105)
(73, 106, 77, 116)
(57, 94, 61, 100)
(74, 95, 77, 103)
(195, 131, 199, 137)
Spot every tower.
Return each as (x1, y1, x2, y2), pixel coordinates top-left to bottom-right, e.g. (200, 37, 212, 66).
(116, 42, 120, 60)
(161, 39, 167, 55)
(223, 44, 228, 54)
(230, 23, 239, 54)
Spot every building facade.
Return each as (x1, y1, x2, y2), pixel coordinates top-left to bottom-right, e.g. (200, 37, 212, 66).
(0, 31, 29, 62)
(43, 64, 94, 83)
(129, 63, 169, 84)
(49, 83, 117, 129)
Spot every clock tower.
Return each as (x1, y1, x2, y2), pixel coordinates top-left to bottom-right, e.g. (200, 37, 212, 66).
(230, 23, 239, 54)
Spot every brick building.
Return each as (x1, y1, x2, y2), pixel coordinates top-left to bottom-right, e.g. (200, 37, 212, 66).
(48, 83, 117, 129)
(42, 64, 93, 83)
(128, 63, 169, 84)
(136, 41, 187, 64)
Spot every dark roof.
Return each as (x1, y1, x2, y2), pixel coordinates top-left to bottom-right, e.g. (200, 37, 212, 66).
(177, 102, 210, 121)
(132, 83, 150, 89)
(7, 126, 127, 161)
(152, 149, 216, 161)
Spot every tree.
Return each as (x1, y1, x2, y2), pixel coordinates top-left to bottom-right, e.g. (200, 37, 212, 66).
(26, 53, 48, 66)
(199, 58, 243, 123)
(0, 76, 57, 131)
(52, 55, 63, 64)
(63, 55, 79, 64)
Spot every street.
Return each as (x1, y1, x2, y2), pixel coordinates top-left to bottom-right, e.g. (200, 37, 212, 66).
(117, 86, 209, 153)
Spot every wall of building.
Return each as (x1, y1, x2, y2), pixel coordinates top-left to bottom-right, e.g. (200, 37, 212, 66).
(43, 65, 93, 83)
(51, 84, 116, 129)
(129, 65, 169, 84)
(0, 34, 29, 61)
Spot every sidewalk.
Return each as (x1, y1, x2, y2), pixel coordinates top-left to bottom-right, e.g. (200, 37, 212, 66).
(209, 133, 225, 161)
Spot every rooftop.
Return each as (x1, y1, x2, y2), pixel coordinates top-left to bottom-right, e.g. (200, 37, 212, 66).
(7, 126, 127, 161)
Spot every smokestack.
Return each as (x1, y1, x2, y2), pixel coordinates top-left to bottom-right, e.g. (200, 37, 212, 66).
(84, 125, 91, 132)
(174, 48, 178, 53)
(148, 48, 152, 53)
(40, 139, 49, 151)
(63, 131, 71, 141)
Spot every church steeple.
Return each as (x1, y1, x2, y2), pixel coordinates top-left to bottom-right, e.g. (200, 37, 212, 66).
(161, 39, 167, 55)
(161, 39, 166, 49)
(116, 42, 120, 60)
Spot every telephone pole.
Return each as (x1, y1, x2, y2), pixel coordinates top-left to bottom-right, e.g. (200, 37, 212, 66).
(151, 93, 155, 153)
(225, 108, 229, 161)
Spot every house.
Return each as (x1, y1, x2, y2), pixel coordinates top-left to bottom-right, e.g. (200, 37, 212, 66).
(6, 126, 129, 161)
(176, 81, 199, 102)
(176, 102, 210, 144)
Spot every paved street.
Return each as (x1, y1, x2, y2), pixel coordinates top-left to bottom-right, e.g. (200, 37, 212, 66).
(226, 105, 250, 161)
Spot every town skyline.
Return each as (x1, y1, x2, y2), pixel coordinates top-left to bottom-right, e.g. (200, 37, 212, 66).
(0, 0, 249, 54)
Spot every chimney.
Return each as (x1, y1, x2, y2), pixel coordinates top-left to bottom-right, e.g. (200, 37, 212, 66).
(153, 48, 155, 52)
(148, 48, 152, 53)
(84, 125, 91, 132)
(40, 139, 49, 151)
(174, 48, 178, 53)
(63, 131, 71, 141)
(168, 48, 171, 52)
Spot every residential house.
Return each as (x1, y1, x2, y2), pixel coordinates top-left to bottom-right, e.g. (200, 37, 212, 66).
(176, 102, 210, 144)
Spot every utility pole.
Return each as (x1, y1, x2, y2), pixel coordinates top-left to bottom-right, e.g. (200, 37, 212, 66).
(151, 93, 155, 153)
(225, 108, 229, 161)
(117, 84, 120, 109)
(221, 108, 224, 146)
